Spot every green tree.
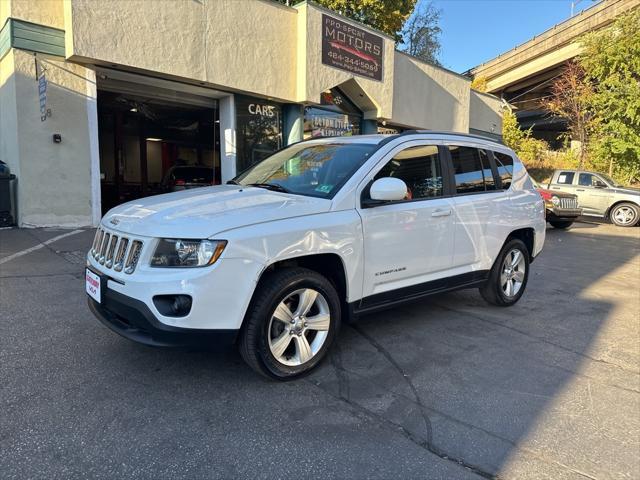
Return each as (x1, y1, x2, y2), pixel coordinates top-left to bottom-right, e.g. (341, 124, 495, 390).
(502, 109, 548, 165)
(579, 9, 640, 183)
(277, 0, 417, 40)
(398, 1, 441, 64)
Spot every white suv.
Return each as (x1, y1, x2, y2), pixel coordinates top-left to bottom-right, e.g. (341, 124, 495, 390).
(86, 131, 545, 379)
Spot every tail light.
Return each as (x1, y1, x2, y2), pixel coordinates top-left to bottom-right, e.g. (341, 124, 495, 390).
(175, 179, 186, 186)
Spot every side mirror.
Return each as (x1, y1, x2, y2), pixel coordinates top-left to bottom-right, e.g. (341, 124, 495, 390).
(594, 182, 607, 189)
(369, 177, 408, 202)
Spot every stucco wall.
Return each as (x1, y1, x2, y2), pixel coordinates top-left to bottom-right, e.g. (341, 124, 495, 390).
(469, 90, 503, 137)
(0, 51, 20, 180)
(4, 0, 65, 29)
(1, 0, 11, 26)
(65, 0, 298, 102)
(301, 3, 395, 118)
(392, 53, 470, 132)
(10, 49, 94, 226)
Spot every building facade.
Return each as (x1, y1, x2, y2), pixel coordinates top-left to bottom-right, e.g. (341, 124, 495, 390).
(0, 0, 503, 227)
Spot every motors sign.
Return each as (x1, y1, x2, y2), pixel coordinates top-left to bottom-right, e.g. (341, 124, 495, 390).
(321, 14, 383, 81)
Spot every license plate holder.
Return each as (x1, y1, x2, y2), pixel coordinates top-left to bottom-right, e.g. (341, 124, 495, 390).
(85, 268, 103, 303)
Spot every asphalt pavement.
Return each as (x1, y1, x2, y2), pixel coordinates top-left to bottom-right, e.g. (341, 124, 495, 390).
(1, 222, 638, 479)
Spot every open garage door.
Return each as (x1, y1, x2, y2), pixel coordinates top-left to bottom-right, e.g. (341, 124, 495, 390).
(96, 70, 224, 213)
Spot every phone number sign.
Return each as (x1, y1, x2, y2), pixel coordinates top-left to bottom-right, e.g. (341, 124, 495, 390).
(321, 14, 383, 82)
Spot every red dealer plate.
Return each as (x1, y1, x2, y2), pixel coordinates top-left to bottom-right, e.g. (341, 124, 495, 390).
(85, 268, 101, 303)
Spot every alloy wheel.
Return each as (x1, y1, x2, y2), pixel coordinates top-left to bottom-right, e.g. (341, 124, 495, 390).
(613, 205, 637, 226)
(267, 288, 331, 366)
(501, 248, 526, 298)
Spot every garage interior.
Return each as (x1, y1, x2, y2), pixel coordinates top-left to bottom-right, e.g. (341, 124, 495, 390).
(96, 73, 221, 213)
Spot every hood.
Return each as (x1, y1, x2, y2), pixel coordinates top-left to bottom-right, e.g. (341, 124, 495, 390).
(102, 186, 332, 238)
(536, 188, 576, 199)
(612, 186, 640, 195)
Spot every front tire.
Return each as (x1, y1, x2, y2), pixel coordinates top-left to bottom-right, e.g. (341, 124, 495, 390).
(480, 239, 530, 306)
(549, 219, 574, 229)
(610, 203, 639, 227)
(239, 267, 341, 380)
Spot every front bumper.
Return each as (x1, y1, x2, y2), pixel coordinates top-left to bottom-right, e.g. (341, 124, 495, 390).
(88, 287, 238, 348)
(547, 207, 582, 220)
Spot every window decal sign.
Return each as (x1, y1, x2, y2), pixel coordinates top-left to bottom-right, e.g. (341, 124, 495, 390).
(321, 14, 383, 81)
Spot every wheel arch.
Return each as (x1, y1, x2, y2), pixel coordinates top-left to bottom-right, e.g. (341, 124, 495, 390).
(606, 199, 640, 219)
(258, 253, 349, 307)
(504, 227, 535, 262)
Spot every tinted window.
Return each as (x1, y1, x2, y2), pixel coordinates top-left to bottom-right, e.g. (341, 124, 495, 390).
(448, 146, 496, 194)
(375, 145, 443, 200)
(235, 142, 375, 199)
(493, 151, 513, 189)
(557, 172, 575, 185)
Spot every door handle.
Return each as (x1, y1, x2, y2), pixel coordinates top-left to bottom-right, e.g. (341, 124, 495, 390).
(551, 187, 560, 190)
(576, 189, 585, 192)
(431, 208, 452, 217)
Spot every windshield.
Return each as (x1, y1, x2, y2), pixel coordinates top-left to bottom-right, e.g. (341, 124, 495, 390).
(233, 142, 376, 198)
(597, 173, 621, 187)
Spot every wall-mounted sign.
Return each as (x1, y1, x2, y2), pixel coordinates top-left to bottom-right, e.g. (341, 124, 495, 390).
(35, 60, 50, 122)
(247, 103, 276, 117)
(321, 14, 383, 82)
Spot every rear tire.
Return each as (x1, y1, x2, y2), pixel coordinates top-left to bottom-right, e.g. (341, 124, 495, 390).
(549, 219, 574, 229)
(239, 267, 341, 380)
(610, 202, 639, 227)
(480, 239, 530, 307)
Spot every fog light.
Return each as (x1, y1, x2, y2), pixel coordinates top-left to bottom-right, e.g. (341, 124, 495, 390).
(153, 295, 192, 317)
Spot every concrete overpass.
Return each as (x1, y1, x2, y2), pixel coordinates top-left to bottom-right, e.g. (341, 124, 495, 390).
(467, 0, 639, 147)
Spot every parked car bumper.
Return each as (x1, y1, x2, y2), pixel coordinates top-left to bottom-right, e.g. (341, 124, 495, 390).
(86, 245, 264, 332)
(547, 207, 583, 220)
(88, 288, 238, 348)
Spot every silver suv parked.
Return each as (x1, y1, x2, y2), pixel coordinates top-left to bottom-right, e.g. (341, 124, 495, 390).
(546, 170, 640, 227)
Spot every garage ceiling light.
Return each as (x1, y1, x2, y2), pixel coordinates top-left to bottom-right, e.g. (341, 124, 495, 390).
(146, 138, 163, 142)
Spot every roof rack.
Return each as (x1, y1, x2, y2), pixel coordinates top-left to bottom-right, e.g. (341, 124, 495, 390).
(397, 130, 504, 144)
(376, 130, 504, 148)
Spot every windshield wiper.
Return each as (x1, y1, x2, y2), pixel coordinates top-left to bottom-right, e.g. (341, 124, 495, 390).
(247, 183, 290, 193)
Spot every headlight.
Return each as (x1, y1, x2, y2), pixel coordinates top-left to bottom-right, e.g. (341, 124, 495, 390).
(551, 196, 560, 206)
(151, 239, 227, 267)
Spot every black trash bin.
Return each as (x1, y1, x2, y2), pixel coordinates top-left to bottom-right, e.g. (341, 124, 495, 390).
(0, 160, 17, 227)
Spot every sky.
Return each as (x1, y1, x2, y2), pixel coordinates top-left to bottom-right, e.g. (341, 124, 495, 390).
(429, 0, 599, 73)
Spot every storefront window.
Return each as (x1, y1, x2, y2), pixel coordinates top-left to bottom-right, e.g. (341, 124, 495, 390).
(304, 88, 362, 139)
(235, 95, 283, 172)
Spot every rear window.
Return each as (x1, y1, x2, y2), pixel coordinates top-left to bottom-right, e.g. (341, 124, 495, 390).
(493, 151, 514, 189)
(557, 172, 575, 185)
(172, 167, 213, 183)
(448, 146, 496, 194)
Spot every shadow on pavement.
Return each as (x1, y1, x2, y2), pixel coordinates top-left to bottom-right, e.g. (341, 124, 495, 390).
(1, 224, 639, 478)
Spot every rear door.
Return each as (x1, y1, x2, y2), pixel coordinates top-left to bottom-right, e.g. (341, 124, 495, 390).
(549, 171, 578, 195)
(358, 141, 456, 303)
(446, 144, 504, 270)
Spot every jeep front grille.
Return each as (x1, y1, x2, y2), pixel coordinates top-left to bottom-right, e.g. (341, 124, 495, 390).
(90, 228, 143, 274)
(560, 197, 578, 209)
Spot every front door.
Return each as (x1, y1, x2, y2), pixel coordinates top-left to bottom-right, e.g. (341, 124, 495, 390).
(574, 172, 611, 215)
(358, 143, 455, 304)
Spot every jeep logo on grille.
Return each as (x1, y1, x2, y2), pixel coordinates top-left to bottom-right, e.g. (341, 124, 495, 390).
(110, 218, 120, 226)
